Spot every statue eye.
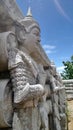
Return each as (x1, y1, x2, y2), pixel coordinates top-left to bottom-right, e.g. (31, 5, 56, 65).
(33, 31, 39, 36)
(19, 30, 26, 38)
(31, 28, 40, 36)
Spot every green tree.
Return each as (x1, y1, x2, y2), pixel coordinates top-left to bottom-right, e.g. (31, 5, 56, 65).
(61, 55, 73, 79)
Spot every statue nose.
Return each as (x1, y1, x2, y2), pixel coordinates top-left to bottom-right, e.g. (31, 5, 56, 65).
(38, 39, 40, 43)
(37, 38, 40, 43)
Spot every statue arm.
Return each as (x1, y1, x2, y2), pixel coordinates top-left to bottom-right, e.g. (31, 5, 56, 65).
(8, 48, 44, 105)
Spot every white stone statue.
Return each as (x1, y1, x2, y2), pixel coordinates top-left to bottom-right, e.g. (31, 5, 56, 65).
(0, 3, 67, 130)
(0, 21, 45, 130)
(18, 8, 53, 130)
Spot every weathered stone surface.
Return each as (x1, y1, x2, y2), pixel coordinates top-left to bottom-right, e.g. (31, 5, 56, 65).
(60, 113, 67, 130)
(0, 31, 17, 71)
(54, 103, 60, 120)
(13, 107, 41, 130)
(0, 0, 23, 26)
(0, 1, 67, 130)
(54, 117, 61, 130)
(0, 79, 13, 127)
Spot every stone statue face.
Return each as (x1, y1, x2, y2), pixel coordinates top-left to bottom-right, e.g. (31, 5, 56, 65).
(22, 25, 40, 53)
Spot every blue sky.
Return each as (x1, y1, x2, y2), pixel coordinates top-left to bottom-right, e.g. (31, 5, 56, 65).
(16, 0, 73, 73)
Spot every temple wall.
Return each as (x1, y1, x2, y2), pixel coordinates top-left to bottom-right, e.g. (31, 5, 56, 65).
(63, 79, 73, 100)
(0, 0, 67, 130)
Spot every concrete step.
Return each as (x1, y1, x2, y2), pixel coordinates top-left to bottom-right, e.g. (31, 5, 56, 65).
(66, 90, 73, 93)
(65, 87, 73, 90)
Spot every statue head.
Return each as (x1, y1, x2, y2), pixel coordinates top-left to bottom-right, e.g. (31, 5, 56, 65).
(19, 7, 41, 54)
(15, 8, 49, 66)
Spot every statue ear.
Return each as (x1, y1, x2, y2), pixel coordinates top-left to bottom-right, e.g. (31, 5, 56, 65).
(15, 24, 26, 42)
(7, 33, 18, 49)
(19, 30, 26, 40)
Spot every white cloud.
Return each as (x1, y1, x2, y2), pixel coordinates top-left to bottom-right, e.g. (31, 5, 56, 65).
(43, 44, 56, 54)
(57, 66, 65, 73)
(43, 45, 56, 49)
(53, 0, 71, 22)
(45, 50, 53, 54)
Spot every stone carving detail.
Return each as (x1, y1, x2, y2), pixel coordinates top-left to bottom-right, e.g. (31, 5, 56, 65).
(0, 1, 67, 130)
(8, 48, 44, 104)
(0, 79, 13, 128)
